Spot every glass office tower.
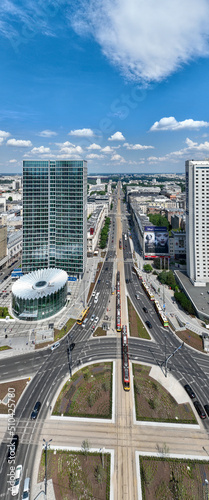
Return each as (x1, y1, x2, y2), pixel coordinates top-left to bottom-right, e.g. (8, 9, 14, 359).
(22, 160, 87, 277)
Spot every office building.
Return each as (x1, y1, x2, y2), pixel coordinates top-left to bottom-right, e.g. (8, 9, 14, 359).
(22, 160, 87, 278)
(186, 160, 209, 286)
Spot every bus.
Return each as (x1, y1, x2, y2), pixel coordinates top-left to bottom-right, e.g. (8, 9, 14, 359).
(141, 281, 154, 301)
(77, 307, 90, 325)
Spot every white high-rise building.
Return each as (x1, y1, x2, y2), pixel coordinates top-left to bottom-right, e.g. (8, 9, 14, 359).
(186, 160, 209, 286)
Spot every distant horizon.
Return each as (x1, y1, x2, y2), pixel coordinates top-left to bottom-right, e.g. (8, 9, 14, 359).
(0, 171, 186, 177)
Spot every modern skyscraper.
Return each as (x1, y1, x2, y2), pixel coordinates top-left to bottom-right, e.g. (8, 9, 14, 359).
(22, 160, 87, 278)
(186, 159, 209, 286)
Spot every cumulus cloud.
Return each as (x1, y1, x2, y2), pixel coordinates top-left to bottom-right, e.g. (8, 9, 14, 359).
(86, 153, 102, 159)
(69, 128, 94, 137)
(60, 145, 83, 154)
(9, 159, 17, 163)
(111, 154, 125, 162)
(124, 142, 154, 150)
(0, 130, 10, 138)
(150, 116, 209, 131)
(70, 0, 209, 82)
(38, 130, 57, 137)
(86, 143, 101, 150)
(108, 131, 125, 141)
(7, 138, 32, 147)
(30, 146, 51, 154)
(101, 146, 114, 154)
(0, 138, 4, 146)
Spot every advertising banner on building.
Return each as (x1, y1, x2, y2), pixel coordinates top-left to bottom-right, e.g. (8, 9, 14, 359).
(144, 226, 169, 256)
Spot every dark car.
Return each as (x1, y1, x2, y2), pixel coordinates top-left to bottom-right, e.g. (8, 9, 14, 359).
(193, 400, 206, 419)
(31, 401, 41, 420)
(145, 320, 152, 329)
(142, 306, 148, 313)
(126, 279, 129, 284)
(70, 342, 75, 351)
(7, 434, 19, 462)
(184, 384, 196, 399)
(204, 405, 209, 417)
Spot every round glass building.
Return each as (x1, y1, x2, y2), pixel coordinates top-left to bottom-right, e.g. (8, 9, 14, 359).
(12, 268, 68, 321)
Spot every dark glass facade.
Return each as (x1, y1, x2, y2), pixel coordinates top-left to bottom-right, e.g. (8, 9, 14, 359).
(22, 160, 87, 277)
(12, 281, 68, 321)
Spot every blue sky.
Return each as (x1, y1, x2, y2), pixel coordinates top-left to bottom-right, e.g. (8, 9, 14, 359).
(1, 0, 209, 174)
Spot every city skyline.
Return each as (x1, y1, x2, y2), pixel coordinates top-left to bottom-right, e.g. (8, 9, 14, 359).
(1, 1, 209, 173)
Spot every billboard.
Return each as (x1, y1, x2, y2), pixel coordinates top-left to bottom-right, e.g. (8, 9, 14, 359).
(144, 226, 169, 256)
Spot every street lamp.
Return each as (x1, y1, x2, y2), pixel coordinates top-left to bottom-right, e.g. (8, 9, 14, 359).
(43, 438, 52, 497)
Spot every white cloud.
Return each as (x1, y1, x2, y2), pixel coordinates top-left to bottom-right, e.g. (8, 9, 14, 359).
(124, 142, 154, 150)
(60, 145, 83, 154)
(101, 146, 114, 154)
(56, 141, 75, 148)
(108, 131, 125, 141)
(111, 154, 125, 162)
(9, 159, 17, 163)
(86, 153, 102, 159)
(86, 143, 101, 150)
(0, 138, 4, 146)
(7, 138, 32, 147)
(69, 128, 94, 137)
(185, 137, 209, 151)
(0, 130, 10, 138)
(70, 0, 209, 82)
(30, 146, 51, 154)
(150, 116, 209, 131)
(38, 130, 57, 137)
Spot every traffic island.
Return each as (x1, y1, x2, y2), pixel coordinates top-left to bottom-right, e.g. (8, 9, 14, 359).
(127, 297, 151, 339)
(175, 329, 204, 352)
(133, 364, 197, 424)
(53, 362, 112, 418)
(0, 378, 29, 414)
(38, 449, 111, 500)
(140, 456, 209, 500)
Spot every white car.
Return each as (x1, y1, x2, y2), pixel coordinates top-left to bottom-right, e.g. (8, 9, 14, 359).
(92, 291, 96, 297)
(51, 341, 60, 351)
(12, 464, 22, 496)
(94, 317, 99, 324)
(94, 298, 98, 304)
(91, 314, 95, 322)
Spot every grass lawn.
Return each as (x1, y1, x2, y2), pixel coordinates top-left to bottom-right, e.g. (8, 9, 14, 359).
(0, 345, 11, 351)
(93, 327, 107, 337)
(38, 449, 110, 500)
(54, 318, 76, 341)
(133, 364, 196, 424)
(127, 297, 151, 339)
(0, 378, 29, 414)
(140, 456, 209, 500)
(175, 329, 204, 352)
(53, 362, 112, 418)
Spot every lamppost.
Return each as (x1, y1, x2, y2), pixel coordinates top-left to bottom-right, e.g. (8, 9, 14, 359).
(43, 438, 52, 497)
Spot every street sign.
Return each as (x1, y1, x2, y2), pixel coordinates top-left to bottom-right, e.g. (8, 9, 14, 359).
(68, 277, 77, 281)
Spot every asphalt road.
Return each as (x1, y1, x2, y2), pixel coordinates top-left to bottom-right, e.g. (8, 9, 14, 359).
(1, 189, 209, 497)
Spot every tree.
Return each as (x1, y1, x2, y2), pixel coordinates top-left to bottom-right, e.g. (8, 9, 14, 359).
(8, 196, 13, 202)
(95, 464, 105, 484)
(143, 264, 152, 273)
(81, 439, 90, 458)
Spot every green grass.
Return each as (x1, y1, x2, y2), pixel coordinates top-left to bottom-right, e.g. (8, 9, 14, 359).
(0, 345, 11, 351)
(54, 318, 76, 340)
(127, 297, 150, 339)
(93, 327, 107, 337)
